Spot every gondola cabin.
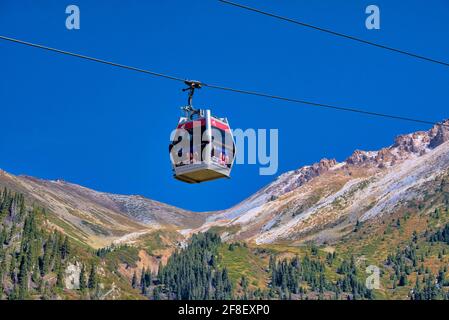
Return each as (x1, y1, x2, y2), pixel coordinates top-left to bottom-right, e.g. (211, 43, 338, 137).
(169, 109, 236, 183)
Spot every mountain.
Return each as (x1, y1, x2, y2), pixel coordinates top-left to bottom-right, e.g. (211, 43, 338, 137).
(1, 119, 449, 300)
(200, 119, 449, 244)
(0, 171, 206, 248)
(1, 120, 449, 246)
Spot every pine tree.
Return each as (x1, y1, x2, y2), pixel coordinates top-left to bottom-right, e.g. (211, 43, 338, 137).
(131, 270, 138, 289)
(79, 265, 86, 291)
(88, 265, 97, 290)
(153, 287, 161, 300)
(0, 228, 7, 245)
(8, 284, 19, 300)
(18, 255, 29, 298)
(140, 268, 147, 295)
(61, 236, 70, 260)
(41, 235, 53, 276)
(144, 269, 152, 287)
(10, 254, 16, 283)
(398, 274, 408, 286)
(56, 264, 64, 289)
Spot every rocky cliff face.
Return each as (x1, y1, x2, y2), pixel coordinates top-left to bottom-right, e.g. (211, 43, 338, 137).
(347, 120, 449, 168)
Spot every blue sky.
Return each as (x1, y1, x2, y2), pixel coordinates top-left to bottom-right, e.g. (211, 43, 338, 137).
(0, 0, 448, 211)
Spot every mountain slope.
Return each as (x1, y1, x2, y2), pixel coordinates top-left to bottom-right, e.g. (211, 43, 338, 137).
(1, 120, 449, 300)
(201, 120, 449, 245)
(0, 171, 206, 248)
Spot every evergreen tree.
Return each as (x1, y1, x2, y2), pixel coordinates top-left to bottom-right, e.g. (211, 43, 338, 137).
(56, 264, 65, 289)
(79, 265, 86, 291)
(144, 269, 152, 287)
(158, 232, 233, 300)
(153, 287, 161, 300)
(140, 268, 147, 295)
(398, 274, 408, 286)
(131, 271, 138, 289)
(10, 254, 17, 283)
(88, 265, 97, 290)
(18, 255, 29, 298)
(61, 236, 70, 260)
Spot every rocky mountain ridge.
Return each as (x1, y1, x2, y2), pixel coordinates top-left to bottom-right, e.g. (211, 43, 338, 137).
(199, 119, 449, 243)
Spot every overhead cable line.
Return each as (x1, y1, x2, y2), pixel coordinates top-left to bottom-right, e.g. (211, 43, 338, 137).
(0, 35, 447, 128)
(203, 83, 446, 126)
(218, 0, 449, 69)
(0, 35, 186, 83)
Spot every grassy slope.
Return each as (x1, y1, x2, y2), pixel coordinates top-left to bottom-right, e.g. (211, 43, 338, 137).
(215, 173, 449, 299)
(218, 244, 269, 293)
(4, 170, 449, 300)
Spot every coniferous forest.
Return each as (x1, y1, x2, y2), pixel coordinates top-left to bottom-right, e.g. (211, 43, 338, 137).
(0, 188, 98, 299)
(1, 187, 449, 300)
(157, 232, 233, 300)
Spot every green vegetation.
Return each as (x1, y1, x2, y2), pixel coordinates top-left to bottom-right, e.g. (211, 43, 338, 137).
(0, 188, 83, 299)
(218, 242, 268, 291)
(268, 251, 372, 300)
(429, 223, 449, 244)
(0, 188, 137, 300)
(2, 184, 449, 300)
(157, 232, 233, 300)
